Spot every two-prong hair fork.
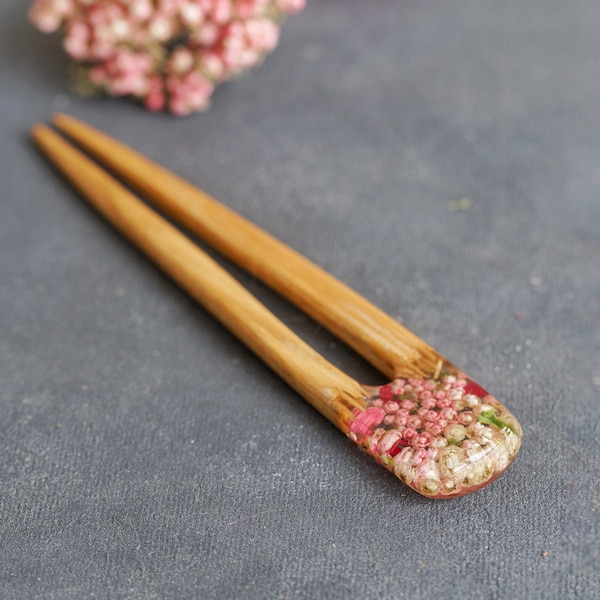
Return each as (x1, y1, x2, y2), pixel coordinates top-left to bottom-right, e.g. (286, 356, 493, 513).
(32, 115, 522, 498)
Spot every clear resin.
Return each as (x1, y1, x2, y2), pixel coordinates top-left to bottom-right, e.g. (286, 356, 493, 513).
(348, 365, 522, 498)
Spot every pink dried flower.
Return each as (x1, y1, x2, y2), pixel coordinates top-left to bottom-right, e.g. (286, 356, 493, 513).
(348, 407, 385, 437)
(383, 414, 396, 426)
(402, 428, 418, 442)
(412, 432, 433, 448)
(439, 407, 457, 422)
(390, 380, 405, 394)
(394, 413, 409, 427)
(166, 69, 214, 114)
(419, 396, 436, 409)
(422, 409, 440, 422)
(457, 410, 475, 425)
(383, 400, 400, 414)
(276, 0, 304, 12)
(406, 415, 424, 429)
(435, 396, 453, 409)
(28, 0, 305, 114)
(424, 421, 445, 436)
(400, 399, 416, 411)
(245, 18, 280, 51)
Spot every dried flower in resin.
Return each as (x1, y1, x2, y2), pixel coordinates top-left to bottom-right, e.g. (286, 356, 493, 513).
(348, 367, 522, 498)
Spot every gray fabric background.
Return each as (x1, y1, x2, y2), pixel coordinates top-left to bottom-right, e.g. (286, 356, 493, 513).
(1, 1, 599, 598)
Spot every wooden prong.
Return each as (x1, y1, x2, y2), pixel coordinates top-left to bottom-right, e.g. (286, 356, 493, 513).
(31, 123, 367, 430)
(52, 113, 443, 381)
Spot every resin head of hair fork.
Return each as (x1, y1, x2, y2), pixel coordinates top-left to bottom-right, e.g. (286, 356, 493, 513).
(31, 114, 523, 499)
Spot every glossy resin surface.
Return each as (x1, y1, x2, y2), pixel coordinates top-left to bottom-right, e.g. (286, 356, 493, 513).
(348, 365, 522, 498)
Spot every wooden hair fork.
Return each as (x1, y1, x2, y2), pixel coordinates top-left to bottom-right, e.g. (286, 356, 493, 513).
(31, 114, 522, 499)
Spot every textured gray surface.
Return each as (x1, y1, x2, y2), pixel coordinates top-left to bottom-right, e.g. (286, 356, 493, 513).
(1, 1, 599, 598)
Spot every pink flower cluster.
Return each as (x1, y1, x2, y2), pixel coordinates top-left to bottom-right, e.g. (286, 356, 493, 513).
(28, 0, 305, 115)
(348, 368, 522, 498)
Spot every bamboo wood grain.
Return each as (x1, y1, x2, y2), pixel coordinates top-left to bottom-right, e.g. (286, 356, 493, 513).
(52, 113, 443, 381)
(31, 124, 367, 430)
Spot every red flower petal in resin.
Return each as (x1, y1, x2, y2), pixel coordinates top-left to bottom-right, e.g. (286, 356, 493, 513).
(463, 380, 490, 398)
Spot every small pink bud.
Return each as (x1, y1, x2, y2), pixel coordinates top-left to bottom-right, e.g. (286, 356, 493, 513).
(439, 407, 457, 422)
(412, 432, 432, 448)
(457, 411, 475, 425)
(406, 415, 424, 429)
(383, 401, 400, 414)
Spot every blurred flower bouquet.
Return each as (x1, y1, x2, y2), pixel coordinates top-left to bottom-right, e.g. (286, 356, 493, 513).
(29, 0, 305, 115)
